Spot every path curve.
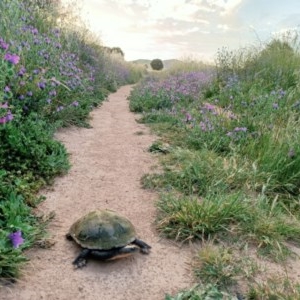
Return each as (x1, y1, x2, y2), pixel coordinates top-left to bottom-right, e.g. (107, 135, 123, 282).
(2, 85, 193, 300)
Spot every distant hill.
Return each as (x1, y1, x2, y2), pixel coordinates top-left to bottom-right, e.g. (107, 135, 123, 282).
(163, 59, 181, 69)
(131, 59, 181, 69)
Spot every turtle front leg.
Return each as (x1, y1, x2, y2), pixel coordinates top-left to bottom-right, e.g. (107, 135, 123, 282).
(73, 248, 91, 268)
(132, 239, 151, 254)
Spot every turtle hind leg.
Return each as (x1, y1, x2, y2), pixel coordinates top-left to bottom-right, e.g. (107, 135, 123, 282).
(132, 239, 151, 254)
(90, 247, 139, 260)
(73, 248, 91, 268)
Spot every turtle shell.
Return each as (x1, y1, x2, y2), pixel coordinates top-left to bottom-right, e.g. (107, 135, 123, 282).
(68, 210, 136, 250)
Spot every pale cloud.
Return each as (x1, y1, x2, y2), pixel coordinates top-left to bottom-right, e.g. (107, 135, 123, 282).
(207, 0, 243, 14)
(147, 1, 203, 23)
(61, 0, 300, 61)
(217, 24, 229, 31)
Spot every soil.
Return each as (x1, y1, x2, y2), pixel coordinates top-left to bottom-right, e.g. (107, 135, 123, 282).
(1, 85, 194, 300)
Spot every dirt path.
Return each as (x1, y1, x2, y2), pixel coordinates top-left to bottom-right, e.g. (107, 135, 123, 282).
(2, 85, 193, 300)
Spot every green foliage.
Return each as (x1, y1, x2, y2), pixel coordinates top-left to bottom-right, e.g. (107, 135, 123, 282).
(247, 276, 300, 299)
(215, 32, 300, 92)
(150, 58, 164, 71)
(0, 115, 69, 180)
(193, 244, 243, 288)
(165, 284, 237, 300)
(129, 40, 300, 296)
(156, 193, 245, 240)
(0, 114, 69, 278)
(0, 190, 45, 278)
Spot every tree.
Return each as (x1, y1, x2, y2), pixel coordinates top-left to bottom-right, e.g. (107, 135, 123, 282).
(102, 46, 125, 58)
(150, 58, 164, 71)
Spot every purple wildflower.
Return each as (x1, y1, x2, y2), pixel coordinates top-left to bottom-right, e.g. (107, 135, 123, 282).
(272, 103, 279, 109)
(203, 103, 215, 112)
(4, 86, 10, 92)
(27, 91, 33, 97)
(233, 127, 247, 132)
(57, 105, 64, 112)
(49, 90, 57, 97)
(19, 95, 25, 100)
(0, 38, 9, 50)
(52, 28, 60, 37)
(8, 230, 24, 248)
(18, 66, 26, 77)
(37, 81, 46, 90)
(71, 101, 79, 107)
(185, 113, 192, 123)
(31, 28, 39, 35)
(5, 111, 14, 122)
(4, 53, 20, 65)
(1, 102, 8, 108)
(200, 121, 207, 131)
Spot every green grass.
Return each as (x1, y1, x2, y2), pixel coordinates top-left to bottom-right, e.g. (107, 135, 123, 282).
(165, 284, 237, 300)
(129, 32, 300, 298)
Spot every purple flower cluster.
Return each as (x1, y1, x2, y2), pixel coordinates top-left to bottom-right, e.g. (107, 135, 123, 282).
(0, 38, 9, 50)
(199, 118, 214, 131)
(140, 71, 212, 105)
(226, 127, 248, 140)
(4, 53, 20, 65)
(8, 230, 24, 248)
(0, 102, 14, 124)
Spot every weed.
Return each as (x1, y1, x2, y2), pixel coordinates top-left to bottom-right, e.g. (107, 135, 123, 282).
(156, 193, 245, 240)
(165, 284, 238, 300)
(247, 275, 300, 299)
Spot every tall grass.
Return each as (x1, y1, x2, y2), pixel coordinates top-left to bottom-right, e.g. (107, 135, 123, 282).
(129, 32, 300, 298)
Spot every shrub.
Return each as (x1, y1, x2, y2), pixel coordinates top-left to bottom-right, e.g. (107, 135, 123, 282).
(150, 58, 164, 71)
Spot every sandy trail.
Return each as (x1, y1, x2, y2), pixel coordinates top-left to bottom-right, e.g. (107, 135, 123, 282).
(2, 85, 193, 300)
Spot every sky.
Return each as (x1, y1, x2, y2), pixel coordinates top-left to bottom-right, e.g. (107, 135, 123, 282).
(63, 0, 300, 62)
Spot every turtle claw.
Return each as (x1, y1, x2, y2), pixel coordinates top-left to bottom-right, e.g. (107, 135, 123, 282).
(140, 247, 150, 255)
(73, 258, 87, 269)
(72, 248, 90, 268)
(132, 239, 151, 254)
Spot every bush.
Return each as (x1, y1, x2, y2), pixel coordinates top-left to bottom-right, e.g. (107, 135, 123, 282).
(150, 58, 164, 71)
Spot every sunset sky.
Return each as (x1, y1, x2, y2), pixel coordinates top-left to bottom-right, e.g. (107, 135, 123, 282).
(64, 0, 300, 61)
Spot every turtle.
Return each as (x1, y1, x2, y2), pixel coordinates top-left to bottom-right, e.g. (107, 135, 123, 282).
(66, 209, 151, 268)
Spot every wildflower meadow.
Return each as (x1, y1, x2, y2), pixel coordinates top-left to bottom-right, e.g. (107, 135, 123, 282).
(129, 36, 300, 298)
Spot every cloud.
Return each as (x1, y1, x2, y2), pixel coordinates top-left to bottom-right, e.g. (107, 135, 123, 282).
(61, 0, 300, 61)
(208, 0, 243, 14)
(188, 0, 244, 15)
(217, 24, 229, 31)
